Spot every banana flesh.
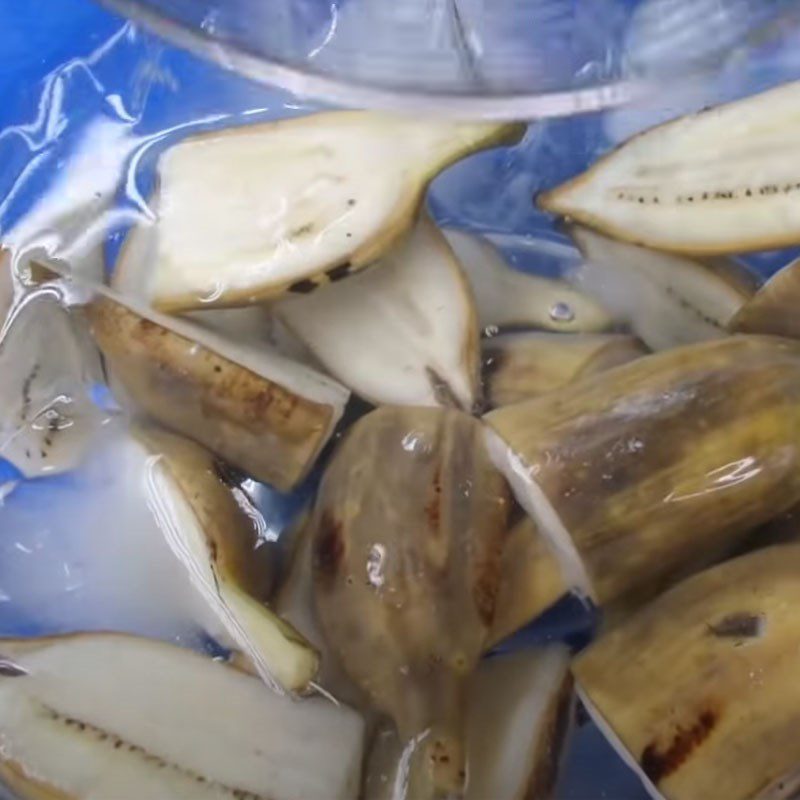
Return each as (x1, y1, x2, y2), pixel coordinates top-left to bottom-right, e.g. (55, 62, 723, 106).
(539, 80, 800, 254)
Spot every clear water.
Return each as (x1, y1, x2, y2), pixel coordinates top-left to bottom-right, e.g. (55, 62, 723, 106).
(3, 1, 800, 798)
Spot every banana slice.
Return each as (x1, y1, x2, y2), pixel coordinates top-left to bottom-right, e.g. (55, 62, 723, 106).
(465, 647, 573, 800)
(0, 286, 107, 478)
(575, 545, 800, 800)
(277, 216, 479, 410)
(570, 226, 758, 350)
(84, 288, 349, 492)
(311, 406, 510, 798)
(730, 256, 800, 339)
(363, 647, 573, 800)
(114, 113, 523, 311)
(0, 633, 363, 800)
(539, 80, 800, 254)
(443, 228, 614, 334)
(485, 336, 800, 609)
(133, 424, 318, 694)
(483, 331, 646, 409)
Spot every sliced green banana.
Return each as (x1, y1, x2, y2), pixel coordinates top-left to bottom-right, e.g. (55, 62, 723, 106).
(114, 112, 523, 311)
(539, 80, 800, 254)
(310, 406, 510, 798)
(133, 424, 319, 694)
(729, 256, 800, 339)
(277, 215, 480, 410)
(485, 336, 800, 609)
(483, 331, 646, 409)
(575, 545, 800, 800)
(570, 226, 758, 350)
(0, 286, 107, 478)
(0, 633, 363, 800)
(443, 228, 614, 334)
(84, 286, 349, 492)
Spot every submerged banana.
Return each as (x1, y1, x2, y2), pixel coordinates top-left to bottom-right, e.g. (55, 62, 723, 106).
(730, 256, 800, 339)
(114, 113, 523, 311)
(85, 290, 349, 492)
(277, 215, 480, 411)
(483, 331, 646, 409)
(539, 80, 800, 254)
(363, 646, 573, 800)
(575, 545, 800, 800)
(485, 336, 800, 609)
(569, 226, 758, 350)
(310, 406, 510, 798)
(133, 425, 319, 694)
(0, 633, 363, 800)
(443, 228, 614, 334)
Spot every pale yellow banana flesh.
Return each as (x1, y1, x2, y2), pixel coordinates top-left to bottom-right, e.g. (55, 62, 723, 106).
(730, 256, 800, 339)
(115, 113, 523, 311)
(569, 225, 758, 350)
(540, 80, 800, 254)
(486, 336, 800, 608)
(483, 331, 647, 408)
(133, 425, 319, 694)
(277, 215, 480, 411)
(0, 633, 363, 800)
(575, 545, 800, 800)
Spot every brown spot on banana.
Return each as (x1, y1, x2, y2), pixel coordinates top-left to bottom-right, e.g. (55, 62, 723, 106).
(640, 708, 718, 785)
(707, 612, 764, 640)
(314, 512, 345, 583)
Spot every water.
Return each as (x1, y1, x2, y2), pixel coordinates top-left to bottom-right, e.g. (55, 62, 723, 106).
(3, 1, 800, 798)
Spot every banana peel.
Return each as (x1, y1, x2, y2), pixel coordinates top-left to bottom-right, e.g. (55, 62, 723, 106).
(730, 256, 800, 339)
(310, 406, 510, 798)
(483, 332, 646, 409)
(485, 336, 800, 608)
(575, 544, 800, 800)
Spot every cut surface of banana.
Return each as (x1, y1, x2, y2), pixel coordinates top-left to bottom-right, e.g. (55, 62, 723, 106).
(539, 80, 800, 254)
(0, 633, 364, 800)
(115, 112, 522, 311)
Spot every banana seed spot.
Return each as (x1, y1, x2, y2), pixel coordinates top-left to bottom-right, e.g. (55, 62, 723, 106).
(708, 612, 764, 640)
(640, 708, 718, 784)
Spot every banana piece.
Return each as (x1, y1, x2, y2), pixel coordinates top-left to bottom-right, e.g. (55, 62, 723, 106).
(0, 286, 107, 478)
(310, 406, 510, 798)
(575, 544, 800, 800)
(114, 113, 523, 311)
(730, 256, 800, 339)
(84, 288, 349, 492)
(569, 226, 758, 350)
(443, 228, 614, 334)
(0, 633, 363, 800)
(132, 424, 319, 694)
(488, 516, 568, 646)
(539, 80, 800, 254)
(277, 215, 480, 411)
(485, 336, 800, 609)
(363, 647, 573, 800)
(483, 331, 646, 409)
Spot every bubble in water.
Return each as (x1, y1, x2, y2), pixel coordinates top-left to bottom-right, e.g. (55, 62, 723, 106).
(549, 301, 575, 323)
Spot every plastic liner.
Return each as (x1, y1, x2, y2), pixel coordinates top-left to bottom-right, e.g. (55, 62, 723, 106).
(4, 2, 800, 799)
